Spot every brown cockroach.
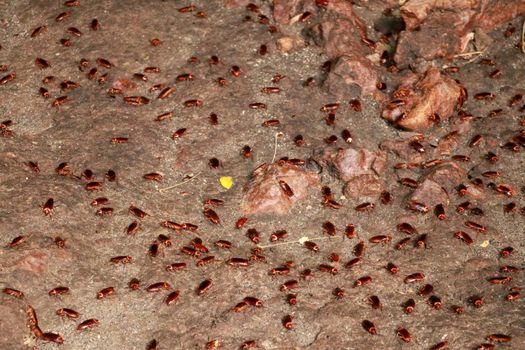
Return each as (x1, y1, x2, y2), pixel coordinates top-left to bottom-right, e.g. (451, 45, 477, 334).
(355, 202, 375, 211)
(506, 291, 521, 301)
(39, 87, 50, 98)
(465, 220, 486, 232)
(165, 290, 180, 305)
(404, 298, 416, 314)
(397, 327, 413, 342)
(282, 315, 294, 329)
(35, 57, 51, 69)
(150, 38, 162, 46)
(203, 207, 220, 224)
(8, 235, 26, 248)
(104, 170, 117, 182)
(166, 262, 187, 271)
(428, 295, 442, 309)
(241, 145, 253, 158)
(124, 96, 149, 105)
(178, 5, 196, 12)
(49, 286, 69, 296)
(158, 87, 174, 99)
(303, 240, 320, 252)
(353, 240, 365, 257)
(129, 205, 148, 218)
(42, 198, 54, 217)
(85, 181, 103, 191)
(319, 264, 338, 274)
(41, 332, 64, 344)
(452, 305, 464, 314)
(249, 102, 266, 109)
(31, 25, 46, 38)
(0, 73, 16, 85)
(397, 223, 417, 235)
(2, 287, 24, 299)
(128, 278, 140, 290)
(77, 318, 99, 331)
(143, 173, 163, 182)
(176, 73, 195, 81)
(110, 137, 128, 144)
(52, 96, 69, 107)
(386, 262, 399, 274)
(487, 276, 512, 284)
(55, 12, 70, 21)
(67, 27, 82, 36)
(146, 282, 170, 292)
(261, 86, 280, 94)
(196, 256, 215, 267)
(226, 257, 250, 267)
(96, 287, 115, 299)
(54, 236, 65, 248)
(474, 92, 495, 100)
(279, 280, 298, 292)
(184, 99, 203, 107)
(96, 207, 113, 215)
(286, 293, 297, 305)
(354, 276, 372, 287)
(57, 308, 79, 318)
(406, 200, 429, 213)
(110, 256, 132, 264)
(196, 279, 212, 295)
(214, 240, 232, 249)
(485, 334, 512, 343)
(369, 235, 391, 244)
(404, 273, 425, 283)
(172, 128, 187, 139)
(418, 284, 434, 296)
(368, 295, 381, 309)
(262, 119, 280, 127)
(454, 231, 473, 244)
(362, 320, 377, 334)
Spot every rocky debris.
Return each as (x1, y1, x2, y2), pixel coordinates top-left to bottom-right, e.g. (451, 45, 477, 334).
(425, 161, 466, 191)
(344, 174, 384, 199)
(242, 162, 319, 215)
(410, 178, 449, 208)
(382, 68, 465, 131)
(395, 0, 525, 64)
(325, 54, 379, 97)
(272, 0, 317, 25)
(380, 134, 427, 163)
(111, 79, 138, 93)
(15, 251, 49, 274)
(324, 147, 387, 182)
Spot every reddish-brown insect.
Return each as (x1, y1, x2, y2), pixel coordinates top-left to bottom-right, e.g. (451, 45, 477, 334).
(406, 200, 429, 213)
(354, 276, 373, 287)
(333, 288, 345, 298)
(96, 207, 113, 215)
(49, 286, 69, 296)
(56, 12, 70, 21)
(415, 234, 427, 248)
(110, 137, 128, 144)
(96, 287, 115, 299)
(150, 38, 162, 46)
(158, 87, 174, 99)
(451, 305, 464, 314)
(434, 204, 446, 220)
(404, 298, 416, 314)
(184, 99, 203, 107)
(39, 87, 50, 98)
(8, 235, 25, 248)
(362, 320, 377, 334)
(474, 92, 495, 100)
(454, 231, 473, 245)
(148, 242, 160, 257)
(77, 319, 99, 331)
(166, 262, 187, 271)
(203, 207, 220, 225)
(418, 284, 434, 296)
(124, 220, 140, 235)
(35, 57, 51, 69)
(397, 327, 413, 342)
(31, 25, 46, 38)
(353, 240, 366, 257)
(226, 257, 250, 267)
(110, 256, 132, 264)
(355, 202, 375, 211)
(143, 173, 163, 182)
(54, 236, 66, 248)
(262, 119, 280, 127)
(41, 332, 64, 344)
(165, 290, 180, 305)
(428, 295, 442, 309)
(171, 128, 187, 139)
(303, 240, 319, 252)
(178, 5, 196, 12)
(341, 129, 352, 144)
(90, 18, 100, 30)
(67, 27, 82, 36)
(397, 223, 417, 235)
(485, 334, 512, 343)
(197, 279, 212, 295)
(345, 224, 357, 239)
(386, 262, 399, 274)
(487, 276, 512, 284)
(286, 293, 298, 305)
(404, 273, 425, 283)
(176, 73, 195, 81)
(0, 72, 16, 85)
(506, 291, 521, 301)
(106, 170, 117, 182)
(2, 287, 24, 299)
(64, 0, 80, 6)
(57, 308, 79, 319)
(279, 280, 299, 292)
(214, 240, 232, 249)
(230, 65, 241, 77)
(85, 181, 103, 191)
(349, 99, 362, 112)
(465, 220, 487, 233)
(87, 67, 98, 79)
(128, 278, 140, 290)
(124, 96, 150, 105)
(146, 282, 170, 292)
(319, 264, 338, 274)
(369, 235, 391, 244)
(146, 339, 159, 350)
(52, 96, 69, 107)
(368, 295, 382, 309)
(261, 86, 280, 94)
(282, 315, 294, 329)
(129, 205, 148, 218)
(196, 256, 216, 267)
(42, 198, 54, 217)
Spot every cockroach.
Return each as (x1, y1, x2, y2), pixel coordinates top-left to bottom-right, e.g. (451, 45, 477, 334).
(52, 96, 69, 107)
(146, 282, 170, 292)
(355, 202, 375, 211)
(96, 58, 112, 68)
(105, 170, 117, 182)
(126, 206, 146, 219)
(503, 202, 517, 213)
(148, 242, 160, 257)
(0, 65, 7, 72)
(110, 137, 128, 144)
(57, 308, 79, 318)
(214, 240, 232, 249)
(368, 295, 381, 309)
(143, 173, 163, 182)
(280, 280, 298, 292)
(8, 235, 26, 248)
(261, 87, 280, 94)
(428, 295, 442, 309)
(146, 339, 159, 350)
(183, 99, 203, 108)
(0, 72, 15, 85)
(262, 119, 280, 127)
(165, 290, 180, 306)
(469, 134, 483, 148)
(320, 221, 335, 236)
(96, 207, 113, 215)
(64, 0, 80, 6)
(55, 11, 70, 21)
(77, 319, 99, 331)
(397, 327, 412, 342)
(362, 320, 377, 334)
(208, 112, 219, 125)
(235, 217, 248, 229)
(282, 315, 294, 329)
(369, 235, 391, 244)
(509, 94, 523, 106)
(243, 296, 263, 307)
(270, 229, 287, 242)
(395, 237, 411, 250)
(500, 265, 518, 273)
(486, 151, 499, 162)
(451, 305, 464, 314)
(96, 287, 115, 299)
(457, 183, 468, 196)
(479, 58, 496, 65)
(124, 220, 140, 235)
(404, 273, 425, 283)
(54, 236, 65, 248)
(150, 38, 162, 46)
(465, 220, 486, 232)
(475, 92, 495, 100)
(81, 169, 94, 180)
(196, 256, 215, 267)
(353, 240, 365, 257)
(418, 284, 434, 296)
(203, 207, 220, 225)
(176, 73, 195, 81)
(275, 180, 294, 197)
(124, 96, 150, 105)
(157, 86, 174, 99)
(406, 200, 429, 213)
(404, 298, 415, 314)
(197, 279, 212, 295)
(377, 191, 391, 205)
(178, 5, 195, 12)
(422, 159, 444, 169)
(339, 129, 353, 144)
(249, 102, 266, 109)
(166, 262, 187, 272)
(172, 128, 187, 139)
(89, 18, 100, 30)
(456, 201, 472, 213)
(482, 171, 500, 178)
(144, 67, 160, 73)
(41, 198, 54, 217)
(343, 224, 356, 239)
(183, 223, 198, 231)
(320, 103, 339, 112)
(303, 77, 316, 86)
(415, 234, 427, 248)
(329, 253, 340, 263)
(476, 344, 495, 350)
(319, 264, 338, 274)
(67, 27, 82, 36)
(454, 231, 473, 245)
(286, 293, 297, 305)
(85, 181, 103, 191)
(226, 258, 250, 268)
(127, 278, 140, 290)
(488, 108, 503, 117)
(451, 154, 470, 162)
(342, 258, 361, 270)
(110, 256, 132, 264)
(259, 44, 268, 55)
(133, 73, 148, 82)
(487, 276, 512, 284)
(486, 334, 512, 343)
(354, 276, 372, 287)
(60, 80, 80, 91)
(386, 262, 399, 274)
(506, 291, 521, 301)
(246, 228, 261, 243)
(38, 87, 50, 98)
(488, 69, 502, 78)
(35, 57, 51, 69)
(240, 145, 253, 158)
(2, 287, 24, 299)
(31, 25, 46, 38)
(271, 74, 284, 83)
(240, 340, 257, 349)
(233, 301, 249, 312)
(87, 67, 98, 79)
(397, 223, 417, 235)
(433, 204, 446, 220)
(49, 286, 69, 296)
(230, 65, 241, 77)
(41, 332, 64, 344)
(495, 184, 515, 196)
(303, 240, 320, 252)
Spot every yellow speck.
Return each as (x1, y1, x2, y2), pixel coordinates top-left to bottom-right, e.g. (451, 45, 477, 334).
(298, 236, 309, 244)
(480, 240, 490, 248)
(219, 176, 233, 189)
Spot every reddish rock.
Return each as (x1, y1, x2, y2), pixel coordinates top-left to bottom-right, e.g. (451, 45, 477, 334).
(409, 178, 449, 208)
(382, 68, 465, 131)
(327, 0, 367, 38)
(425, 161, 466, 192)
(325, 147, 387, 182)
(325, 54, 379, 97)
(344, 174, 384, 199)
(272, 0, 317, 25)
(242, 162, 319, 215)
(380, 137, 426, 163)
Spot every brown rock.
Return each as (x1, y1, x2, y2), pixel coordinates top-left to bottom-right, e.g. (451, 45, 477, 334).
(312, 19, 365, 60)
(272, 0, 317, 25)
(380, 136, 426, 162)
(425, 161, 466, 192)
(325, 54, 379, 97)
(242, 162, 319, 215)
(327, 0, 367, 38)
(344, 174, 384, 199)
(382, 68, 465, 131)
(409, 178, 449, 208)
(325, 147, 387, 182)
(400, 0, 475, 31)
(15, 250, 49, 274)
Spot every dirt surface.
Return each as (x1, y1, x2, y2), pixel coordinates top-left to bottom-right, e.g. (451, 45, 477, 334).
(0, 1, 524, 349)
